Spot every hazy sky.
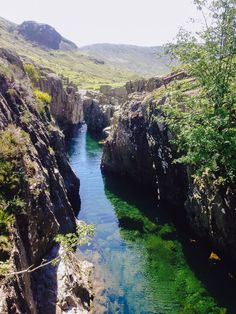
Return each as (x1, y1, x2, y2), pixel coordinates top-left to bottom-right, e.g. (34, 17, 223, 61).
(1, 0, 202, 47)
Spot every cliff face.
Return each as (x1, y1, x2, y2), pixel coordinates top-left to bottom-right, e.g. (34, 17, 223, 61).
(83, 85, 128, 134)
(82, 74, 187, 136)
(0, 49, 93, 313)
(18, 21, 78, 51)
(101, 74, 236, 262)
(38, 74, 178, 138)
(101, 92, 187, 206)
(186, 174, 236, 260)
(38, 71, 84, 132)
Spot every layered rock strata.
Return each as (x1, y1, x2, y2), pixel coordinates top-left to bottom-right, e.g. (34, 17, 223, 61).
(38, 71, 84, 132)
(0, 48, 93, 313)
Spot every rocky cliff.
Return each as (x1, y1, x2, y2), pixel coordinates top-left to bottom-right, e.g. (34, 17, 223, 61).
(82, 74, 187, 136)
(0, 48, 93, 313)
(36, 71, 183, 138)
(18, 21, 78, 51)
(101, 73, 236, 262)
(38, 70, 84, 133)
(185, 173, 236, 260)
(83, 85, 127, 134)
(101, 89, 187, 206)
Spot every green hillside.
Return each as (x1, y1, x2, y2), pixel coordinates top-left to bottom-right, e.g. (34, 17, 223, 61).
(0, 17, 139, 89)
(80, 43, 173, 77)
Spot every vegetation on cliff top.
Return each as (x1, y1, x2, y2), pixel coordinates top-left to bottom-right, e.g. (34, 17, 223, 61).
(163, 0, 236, 185)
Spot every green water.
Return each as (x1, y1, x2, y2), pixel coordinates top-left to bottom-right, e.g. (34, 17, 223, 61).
(67, 125, 236, 314)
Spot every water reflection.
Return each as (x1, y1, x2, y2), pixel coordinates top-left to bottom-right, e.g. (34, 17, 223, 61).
(67, 125, 236, 314)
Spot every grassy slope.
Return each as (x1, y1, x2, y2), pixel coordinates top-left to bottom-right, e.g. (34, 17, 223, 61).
(80, 43, 173, 77)
(0, 17, 139, 89)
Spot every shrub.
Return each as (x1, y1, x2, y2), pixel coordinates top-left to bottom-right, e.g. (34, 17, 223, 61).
(0, 125, 27, 236)
(164, 0, 236, 185)
(55, 222, 95, 252)
(33, 89, 51, 114)
(34, 89, 51, 105)
(24, 63, 39, 83)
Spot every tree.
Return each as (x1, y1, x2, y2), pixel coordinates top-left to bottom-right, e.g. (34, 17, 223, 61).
(163, 0, 236, 185)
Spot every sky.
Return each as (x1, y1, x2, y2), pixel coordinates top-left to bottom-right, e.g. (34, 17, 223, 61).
(1, 0, 202, 47)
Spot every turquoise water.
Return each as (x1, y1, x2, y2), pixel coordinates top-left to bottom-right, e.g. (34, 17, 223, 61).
(67, 125, 236, 314)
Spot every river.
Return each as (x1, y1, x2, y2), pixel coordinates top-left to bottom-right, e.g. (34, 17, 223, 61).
(67, 125, 236, 314)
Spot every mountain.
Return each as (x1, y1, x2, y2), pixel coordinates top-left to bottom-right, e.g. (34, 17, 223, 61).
(0, 17, 173, 89)
(18, 21, 78, 51)
(0, 17, 139, 89)
(80, 43, 172, 77)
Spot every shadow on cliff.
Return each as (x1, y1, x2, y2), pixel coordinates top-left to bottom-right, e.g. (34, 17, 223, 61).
(33, 245, 59, 314)
(103, 173, 236, 313)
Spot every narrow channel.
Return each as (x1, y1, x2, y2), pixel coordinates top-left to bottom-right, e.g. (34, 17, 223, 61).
(67, 125, 236, 314)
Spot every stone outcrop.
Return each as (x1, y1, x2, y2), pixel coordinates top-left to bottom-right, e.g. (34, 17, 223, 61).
(82, 86, 128, 134)
(35, 245, 94, 314)
(82, 73, 186, 136)
(0, 49, 93, 313)
(125, 77, 163, 94)
(101, 92, 187, 206)
(18, 21, 77, 51)
(101, 73, 236, 262)
(38, 71, 84, 132)
(36, 71, 186, 138)
(185, 174, 236, 261)
(125, 72, 187, 94)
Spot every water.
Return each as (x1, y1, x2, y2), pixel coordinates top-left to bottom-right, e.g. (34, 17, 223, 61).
(67, 125, 236, 314)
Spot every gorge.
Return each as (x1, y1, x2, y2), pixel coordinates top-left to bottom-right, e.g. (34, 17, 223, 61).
(68, 125, 236, 313)
(0, 6, 235, 313)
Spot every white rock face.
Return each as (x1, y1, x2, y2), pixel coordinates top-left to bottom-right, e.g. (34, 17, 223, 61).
(56, 246, 94, 314)
(35, 245, 94, 314)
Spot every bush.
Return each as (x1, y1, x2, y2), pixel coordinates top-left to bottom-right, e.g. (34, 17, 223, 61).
(33, 89, 51, 114)
(0, 125, 27, 236)
(24, 63, 39, 83)
(34, 89, 51, 105)
(164, 0, 236, 185)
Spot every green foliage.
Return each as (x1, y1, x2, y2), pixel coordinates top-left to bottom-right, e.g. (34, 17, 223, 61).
(55, 222, 95, 252)
(163, 0, 236, 184)
(6, 88, 17, 97)
(0, 17, 138, 89)
(34, 89, 51, 105)
(0, 125, 27, 242)
(0, 260, 11, 276)
(0, 235, 11, 252)
(33, 89, 51, 114)
(24, 63, 39, 83)
(0, 124, 29, 159)
(0, 203, 14, 234)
